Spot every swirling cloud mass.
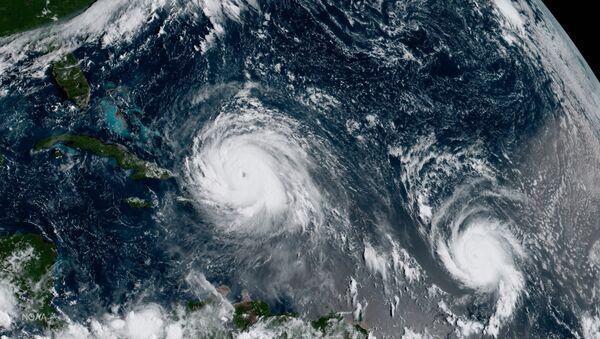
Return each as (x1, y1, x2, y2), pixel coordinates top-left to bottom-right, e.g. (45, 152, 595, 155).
(432, 189, 526, 337)
(185, 96, 325, 236)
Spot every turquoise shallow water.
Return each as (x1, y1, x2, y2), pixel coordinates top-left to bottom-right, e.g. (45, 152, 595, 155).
(100, 99, 129, 137)
(1, 0, 600, 337)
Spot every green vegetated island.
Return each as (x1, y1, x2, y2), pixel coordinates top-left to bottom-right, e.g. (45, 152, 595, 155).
(35, 134, 173, 180)
(0, 234, 61, 328)
(0, 0, 96, 37)
(123, 197, 153, 208)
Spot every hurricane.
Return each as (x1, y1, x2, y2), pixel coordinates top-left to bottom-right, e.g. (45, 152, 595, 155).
(432, 183, 527, 337)
(184, 94, 326, 236)
(3, 0, 600, 337)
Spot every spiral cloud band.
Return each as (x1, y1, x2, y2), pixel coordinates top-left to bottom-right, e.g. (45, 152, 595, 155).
(437, 219, 524, 292)
(433, 190, 526, 337)
(184, 97, 325, 235)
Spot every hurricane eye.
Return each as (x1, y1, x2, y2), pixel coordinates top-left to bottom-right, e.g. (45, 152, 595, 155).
(184, 101, 326, 235)
(436, 214, 525, 336)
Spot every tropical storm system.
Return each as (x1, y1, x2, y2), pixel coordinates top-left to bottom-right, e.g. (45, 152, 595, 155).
(1, 0, 600, 338)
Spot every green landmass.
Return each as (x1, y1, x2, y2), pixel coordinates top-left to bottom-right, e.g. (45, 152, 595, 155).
(52, 53, 90, 108)
(311, 313, 368, 337)
(231, 300, 368, 337)
(35, 134, 173, 180)
(52, 149, 64, 158)
(233, 300, 272, 331)
(0, 233, 60, 328)
(311, 313, 342, 333)
(354, 323, 369, 336)
(0, 0, 96, 37)
(186, 300, 208, 313)
(123, 197, 152, 209)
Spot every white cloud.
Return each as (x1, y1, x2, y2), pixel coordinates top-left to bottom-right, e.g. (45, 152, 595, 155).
(493, 0, 524, 30)
(0, 282, 18, 330)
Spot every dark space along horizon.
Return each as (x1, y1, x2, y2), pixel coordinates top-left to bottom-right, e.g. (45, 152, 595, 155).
(542, 0, 600, 80)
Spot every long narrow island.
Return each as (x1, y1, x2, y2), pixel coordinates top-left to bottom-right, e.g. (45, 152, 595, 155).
(35, 134, 173, 180)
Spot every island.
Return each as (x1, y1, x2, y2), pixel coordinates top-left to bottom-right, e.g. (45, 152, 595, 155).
(231, 299, 368, 336)
(233, 300, 274, 331)
(181, 296, 369, 337)
(123, 197, 153, 208)
(311, 312, 369, 336)
(35, 134, 173, 180)
(0, 0, 96, 37)
(52, 53, 90, 108)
